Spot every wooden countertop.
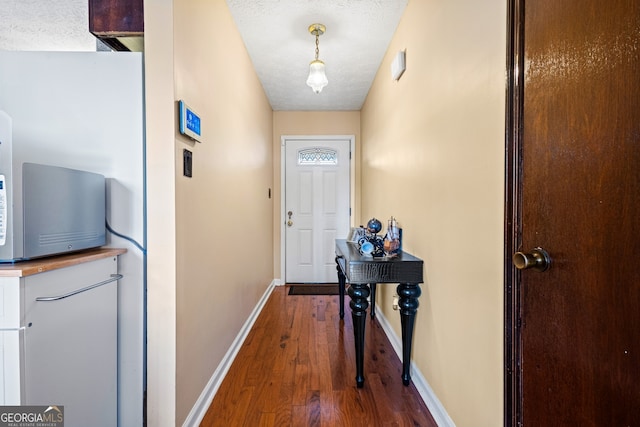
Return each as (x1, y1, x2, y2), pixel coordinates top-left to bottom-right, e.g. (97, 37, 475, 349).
(0, 247, 127, 277)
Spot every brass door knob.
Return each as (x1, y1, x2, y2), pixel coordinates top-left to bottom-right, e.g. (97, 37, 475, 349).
(512, 247, 551, 271)
(287, 220, 293, 227)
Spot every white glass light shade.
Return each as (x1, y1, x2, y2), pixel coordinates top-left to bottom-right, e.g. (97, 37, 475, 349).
(306, 59, 328, 94)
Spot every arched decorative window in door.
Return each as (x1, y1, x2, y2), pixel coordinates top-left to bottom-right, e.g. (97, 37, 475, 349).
(297, 147, 338, 165)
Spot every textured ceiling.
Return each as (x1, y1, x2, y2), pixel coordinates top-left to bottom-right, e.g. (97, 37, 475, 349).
(0, 0, 97, 51)
(1, 0, 408, 112)
(226, 0, 408, 111)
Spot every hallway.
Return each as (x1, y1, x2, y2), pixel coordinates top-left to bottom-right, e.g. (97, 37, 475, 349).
(200, 285, 437, 426)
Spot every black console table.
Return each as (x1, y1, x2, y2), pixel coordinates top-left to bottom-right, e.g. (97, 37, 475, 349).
(335, 239, 423, 388)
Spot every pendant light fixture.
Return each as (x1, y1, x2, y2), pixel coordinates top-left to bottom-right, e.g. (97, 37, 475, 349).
(306, 23, 328, 94)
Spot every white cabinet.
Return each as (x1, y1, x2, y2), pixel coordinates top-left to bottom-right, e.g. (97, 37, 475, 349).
(0, 248, 124, 427)
(0, 329, 21, 404)
(0, 267, 21, 404)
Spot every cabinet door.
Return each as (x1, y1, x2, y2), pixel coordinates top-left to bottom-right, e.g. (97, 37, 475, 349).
(0, 330, 21, 405)
(0, 277, 21, 404)
(23, 257, 118, 427)
(88, 0, 144, 51)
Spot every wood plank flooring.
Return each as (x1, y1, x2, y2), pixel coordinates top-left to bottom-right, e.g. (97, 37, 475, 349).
(200, 285, 437, 426)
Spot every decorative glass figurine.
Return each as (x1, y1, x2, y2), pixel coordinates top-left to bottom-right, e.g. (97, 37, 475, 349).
(383, 216, 401, 257)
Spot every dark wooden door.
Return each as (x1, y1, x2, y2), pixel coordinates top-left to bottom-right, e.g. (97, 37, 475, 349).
(506, 0, 640, 425)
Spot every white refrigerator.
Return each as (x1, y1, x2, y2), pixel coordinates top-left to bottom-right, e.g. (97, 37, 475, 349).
(0, 51, 145, 427)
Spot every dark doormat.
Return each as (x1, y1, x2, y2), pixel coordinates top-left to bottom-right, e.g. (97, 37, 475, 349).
(288, 284, 340, 295)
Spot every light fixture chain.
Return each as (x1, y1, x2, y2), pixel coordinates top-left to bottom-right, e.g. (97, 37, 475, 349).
(315, 34, 320, 60)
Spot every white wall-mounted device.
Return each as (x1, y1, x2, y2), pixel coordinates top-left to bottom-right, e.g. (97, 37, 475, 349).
(391, 50, 406, 81)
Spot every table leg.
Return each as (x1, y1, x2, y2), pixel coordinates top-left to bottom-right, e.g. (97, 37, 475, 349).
(397, 283, 421, 386)
(335, 256, 346, 319)
(348, 283, 370, 388)
(370, 283, 377, 318)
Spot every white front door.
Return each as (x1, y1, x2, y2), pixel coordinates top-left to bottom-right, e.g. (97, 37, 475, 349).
(284, 137, 351, 283)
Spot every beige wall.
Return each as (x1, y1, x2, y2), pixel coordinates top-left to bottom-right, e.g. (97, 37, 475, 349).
(272, 111, 361, 279)
(146, 0, 274, 425)
(144, 0, 177, 425)
(360, 0, 506, 425)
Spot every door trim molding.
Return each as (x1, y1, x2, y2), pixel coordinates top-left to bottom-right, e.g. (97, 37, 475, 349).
(504, 0, 524, 425)
(280, 135, 355, 284)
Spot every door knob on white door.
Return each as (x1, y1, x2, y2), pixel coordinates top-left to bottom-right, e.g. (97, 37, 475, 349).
(513, 247, 551, 271)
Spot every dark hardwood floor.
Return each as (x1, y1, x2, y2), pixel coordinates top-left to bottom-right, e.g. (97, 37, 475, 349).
(200, 285, 437, 426)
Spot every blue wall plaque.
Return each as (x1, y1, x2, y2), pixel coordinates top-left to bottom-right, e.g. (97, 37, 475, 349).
(179, 100, 202, 142)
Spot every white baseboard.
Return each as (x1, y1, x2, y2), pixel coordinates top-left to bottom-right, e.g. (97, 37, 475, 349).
(182, 280, 277, 427)
(374, 304, 456, 427)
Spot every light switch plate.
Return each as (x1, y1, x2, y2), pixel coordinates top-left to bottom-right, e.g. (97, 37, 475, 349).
(183, 149, 192, 177)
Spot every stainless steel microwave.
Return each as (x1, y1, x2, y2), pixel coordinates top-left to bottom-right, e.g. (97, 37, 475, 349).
(0, 162, 106, 262)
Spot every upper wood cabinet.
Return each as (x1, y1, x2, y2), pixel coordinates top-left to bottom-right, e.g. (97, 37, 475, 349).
(89, 0, 144, 51)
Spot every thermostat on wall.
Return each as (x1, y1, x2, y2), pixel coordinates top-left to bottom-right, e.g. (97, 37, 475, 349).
(178, 100, 202, 142)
